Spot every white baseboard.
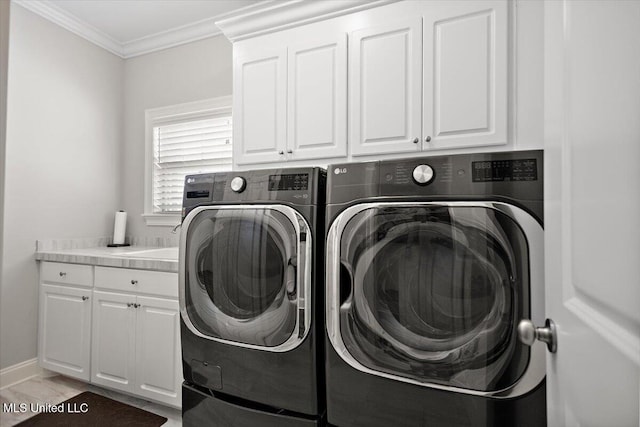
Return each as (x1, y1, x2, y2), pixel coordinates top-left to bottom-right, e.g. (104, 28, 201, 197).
(0, 358, 42, 390)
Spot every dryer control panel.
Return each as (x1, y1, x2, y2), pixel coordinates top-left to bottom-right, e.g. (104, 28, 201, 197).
(327, 150, 543, 221)
(182, 168, 325, 219)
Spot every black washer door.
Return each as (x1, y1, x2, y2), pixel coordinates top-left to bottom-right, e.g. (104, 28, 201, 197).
(334, 204, 531, 392)
(183, 207, 301, 348)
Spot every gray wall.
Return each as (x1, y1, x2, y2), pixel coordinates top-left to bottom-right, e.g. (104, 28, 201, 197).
(0, 0, 10, 360)
(122, 35, 232, 238)
(0, 6, 233, 372)
(0, 6, 123, 370)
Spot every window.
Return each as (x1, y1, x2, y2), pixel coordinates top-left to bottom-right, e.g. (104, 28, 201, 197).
(144, 96, 232, 226)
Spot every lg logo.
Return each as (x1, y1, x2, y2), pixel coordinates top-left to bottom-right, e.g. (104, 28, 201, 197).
(334, 167, 347, 175)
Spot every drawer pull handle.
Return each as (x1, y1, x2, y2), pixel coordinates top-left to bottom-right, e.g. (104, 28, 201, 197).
(131, 280, 138, 285)
(82, 296, 89, 301)
(59, 272, 67, 277)
(134, 303, 140, 308)
(127, 303, 132, 307)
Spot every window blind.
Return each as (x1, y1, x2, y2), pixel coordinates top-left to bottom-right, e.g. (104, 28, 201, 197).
(153, 115, 232, 213)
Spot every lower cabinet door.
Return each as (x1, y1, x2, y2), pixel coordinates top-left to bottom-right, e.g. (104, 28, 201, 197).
(39, 284, 92, 381)
(91, 290, 136, 393)
(134, 296, 182, 407)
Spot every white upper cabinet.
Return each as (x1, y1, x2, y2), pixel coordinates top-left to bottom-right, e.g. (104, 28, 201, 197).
(234, 48, 287, 165)
(287, 35, 347, 160)
(350, 1, 509, 156)
(234, 35, 348, 166)
(350, 18, 423, 156)
(225, 0, 512, 165)
(423, 0, 508, 150)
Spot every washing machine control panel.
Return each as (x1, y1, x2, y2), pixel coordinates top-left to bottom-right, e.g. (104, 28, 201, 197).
(230, 176, 246, 193)
(412, 164, 435, 185)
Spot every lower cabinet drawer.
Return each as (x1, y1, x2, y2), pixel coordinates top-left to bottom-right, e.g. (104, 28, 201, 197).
(94, 266, 178, 298)
(41, 262, 93, 287)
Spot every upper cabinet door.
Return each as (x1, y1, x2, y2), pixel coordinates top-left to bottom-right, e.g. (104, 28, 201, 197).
(287, 35, 347, 161)
(234, 48, 287, 165)
(423, 1, 508, 150)
(350, 18, 423, 156)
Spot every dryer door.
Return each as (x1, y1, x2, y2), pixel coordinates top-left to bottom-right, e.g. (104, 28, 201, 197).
(326, 202, 544, 396)
(180, 205, 312, 352)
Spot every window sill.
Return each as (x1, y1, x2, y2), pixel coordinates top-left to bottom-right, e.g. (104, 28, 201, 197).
(142, 213, 181, 227)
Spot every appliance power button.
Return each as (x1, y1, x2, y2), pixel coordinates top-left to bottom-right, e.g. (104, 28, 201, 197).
(230, 176, 246, 193)
(412, 165, 435, 185)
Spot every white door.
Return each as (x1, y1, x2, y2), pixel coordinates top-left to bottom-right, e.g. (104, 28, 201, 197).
(423, 0, 508, 151)
(91, 290, 136, 393)
(234, 48, 287, 165)
(544, 1, 640, 426)
(135, 296, 182, 407)
(349, 18, 422, 156)
(39, 284, 92, 381)
(287, 34, 347, 161)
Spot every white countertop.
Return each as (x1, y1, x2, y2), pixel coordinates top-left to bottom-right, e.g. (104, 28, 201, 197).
(35, 246, 179, 272)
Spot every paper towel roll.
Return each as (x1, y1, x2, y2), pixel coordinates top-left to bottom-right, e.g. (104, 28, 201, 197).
(113, 210, 127, 245)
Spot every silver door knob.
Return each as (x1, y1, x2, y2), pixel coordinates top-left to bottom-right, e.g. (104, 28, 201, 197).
(518, 318, 557, 353)
(412, 137, 419, 144)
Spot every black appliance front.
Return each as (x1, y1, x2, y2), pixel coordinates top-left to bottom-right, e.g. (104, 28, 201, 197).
(179, 168, 325, 426)
(325, 151, 546, 427)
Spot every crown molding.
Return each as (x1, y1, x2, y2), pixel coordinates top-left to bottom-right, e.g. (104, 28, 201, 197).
(121, 18, 222, 59)
(13, 0, 122, 56)
(11, 0, 229, 58)
(216, 0, 400, 42)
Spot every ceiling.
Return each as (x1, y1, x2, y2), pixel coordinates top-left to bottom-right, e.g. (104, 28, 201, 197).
(14, 0, 264, 58)
(48, 0, 261, 43)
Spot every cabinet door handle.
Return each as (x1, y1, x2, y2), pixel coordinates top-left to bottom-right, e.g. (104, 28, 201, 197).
(425, 136, 432, 143)
(413, 138, 419, 144)
(287, 149, 293, 154)
(131, 279, 138, 285)
(278, 151, 284, 155)
(127, 303, 133, 307)
(59, 272, 67, 277)
(134, 303, 140, 309)
(82, 296, 89, 301)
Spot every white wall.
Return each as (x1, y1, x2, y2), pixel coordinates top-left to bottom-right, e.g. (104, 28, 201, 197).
(0, 6, 123, 370)
(122, 36, 232, 238)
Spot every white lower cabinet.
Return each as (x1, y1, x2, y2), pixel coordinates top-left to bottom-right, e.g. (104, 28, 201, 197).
(91, 290, 137, 393)
(134, 296, 181, 406)
(37, 261, 182, 408)
(39, 283, 92, 381)
(91, 291, 181, 407)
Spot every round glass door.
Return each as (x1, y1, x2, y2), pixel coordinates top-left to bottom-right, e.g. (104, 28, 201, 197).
(328, 204, 534, 392)
(180, 206, 310, 350)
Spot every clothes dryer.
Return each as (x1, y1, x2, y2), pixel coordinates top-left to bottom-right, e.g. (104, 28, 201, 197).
(325, 151, 545, 426)
(179, 168, 326, 426)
